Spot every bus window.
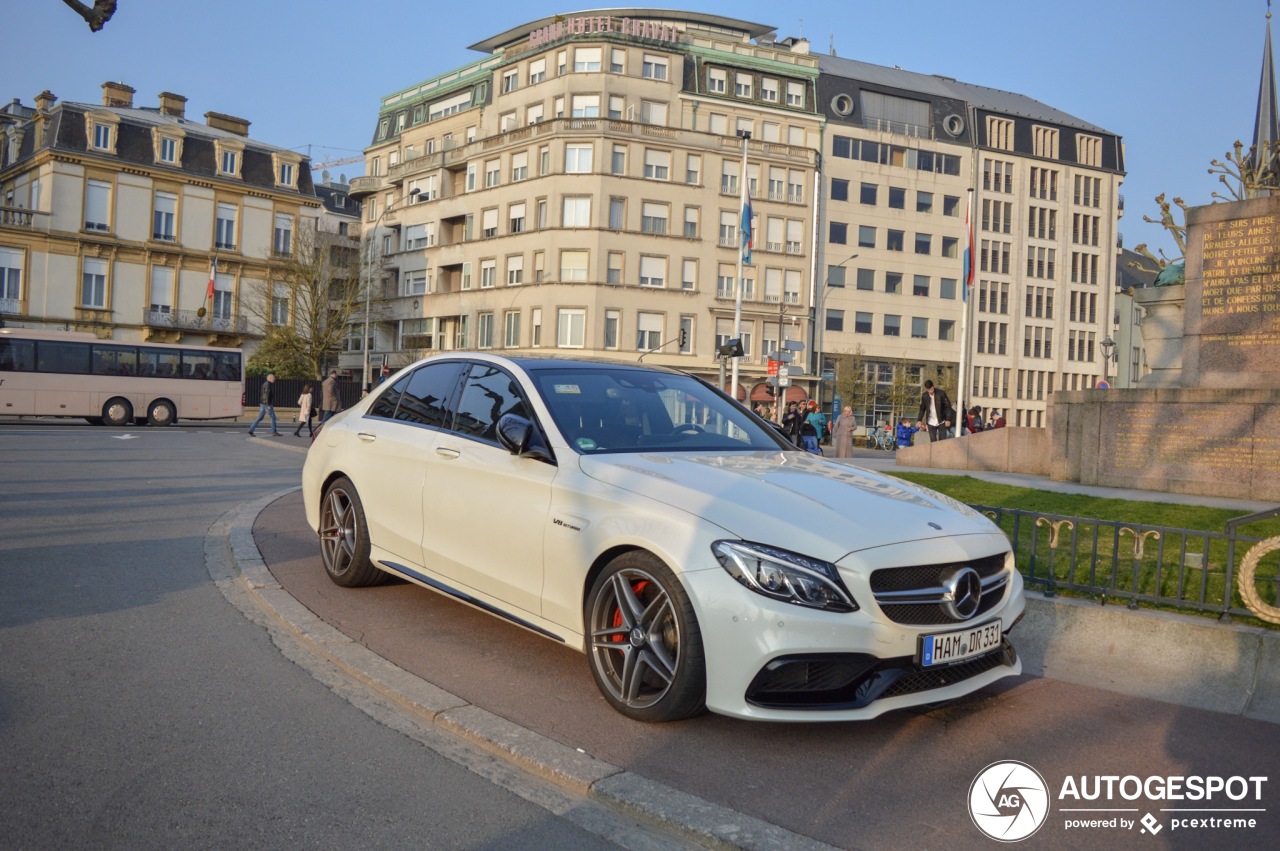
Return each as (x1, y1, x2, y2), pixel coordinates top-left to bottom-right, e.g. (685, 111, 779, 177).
(140, 347, 180, 379)
(36, 341, 91, 374)
(210, 351, 241, 380)
(93, 345, 139, 376)
(0, 339, 35, 371)
(183, 351, 215, 380)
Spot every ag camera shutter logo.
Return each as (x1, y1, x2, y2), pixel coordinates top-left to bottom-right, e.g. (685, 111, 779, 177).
(969, 760, 1051, 842)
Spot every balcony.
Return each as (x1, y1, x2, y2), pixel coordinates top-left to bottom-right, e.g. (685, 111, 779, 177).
(142, 308, 249, 335)
(0, 297, 23, 315)
(348, 175, 388, 201)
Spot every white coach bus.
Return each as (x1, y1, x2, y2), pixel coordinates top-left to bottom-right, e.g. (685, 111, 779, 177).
(0, 327, 243, 426)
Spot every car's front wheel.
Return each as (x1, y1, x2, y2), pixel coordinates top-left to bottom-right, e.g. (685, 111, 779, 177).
(319, 477, 388, 587)
(585, 552, 705, 722)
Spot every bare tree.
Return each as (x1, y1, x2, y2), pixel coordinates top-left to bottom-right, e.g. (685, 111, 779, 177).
(61, 0, 117, 31)
(244, 223, 363, 379)
(829, 345, 875, 432)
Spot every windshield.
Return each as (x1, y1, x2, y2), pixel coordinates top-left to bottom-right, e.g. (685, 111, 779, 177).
(530, 366, 793, 454)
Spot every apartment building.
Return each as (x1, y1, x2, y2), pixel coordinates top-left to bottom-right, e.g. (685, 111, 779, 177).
(817, 56, 1125, 427)
(348, 10, 823, 402)
(0, 82, 318, 349)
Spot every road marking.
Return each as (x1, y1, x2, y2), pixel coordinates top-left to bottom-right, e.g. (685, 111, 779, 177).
(112, 434, 139, 440)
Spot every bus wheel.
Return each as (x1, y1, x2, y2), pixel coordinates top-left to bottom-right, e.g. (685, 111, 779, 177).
(147, 400, 176, 427)
(102, 398, 133, 427)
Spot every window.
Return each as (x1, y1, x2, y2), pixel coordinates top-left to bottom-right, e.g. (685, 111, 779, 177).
(528, 58, 546, 85)
(607, 251, 623, 283)
(565, 144, 593, 173)
(93, 123, 112, 150)
(557, 308, 585, 347)
(913, 275, 929, 297)
(611, 144, 626, 175)
(537, 199, 547, 229)
(476, 313, 494, 349)
(639, 255, 665, 287)
(637, 312, 663, 351)
(466, 163, 477, 192)
(761, 78, 778, 103)
(557, 50, 567, 75)
(511, 151, 528, 182)
(562, 196, 591, 227)
(610, 48, 625, 73)
(146, 265, 171, 314)
(884, 315, 901, 337)
(152, 192, 177, 241)
(278, 163, 294, 187)
(574, 46, 601, 72)
(708, 69, 726, 93)
(942, 236, 958, 259)
(509, 202, 526, 233)
(940, 278, 957, 300)
(762, 121, 780, 143)
(485, 158, 500, 187)
(855, 312, 873, 334)
(571, 94, 600, 118)
(719, 212, 737, 247)
(272, 284, 289, 325)
(830, 222, 848, 244)
(683, 206, 698, 238)
(709, 113, 727, 135)
(885, 272, 902, 294)
(720, 160, 738, 195)
(943, 195, 961, 216)
(856, 268, 875, 291)
(860, 183, 877, 205)
(987, 116, 1014, 151)
(504, 311, 521, 347)
(482, 208, 498, 238)
(506, 255, 524, 285)
(642, 53, 668, 80)
(405, 223, 429, 249)
(682, 259, 697, 290)
(887, 230, 904, 252)
(825, 309, 844, 333)
(403, 271, 426, 296)
(604, 309, 620, 349)
(685, 153, 701, 184)
(643, 149, 670, 180)
(735, 73, 753, 98)
(641, 202, 668, 234)
(220, 150, 238, 175)
(786, 81, 804, 107)
(917, 191, 933, 213)
(215, 203, 237, 249)
(639, 100, 667, 125)
(560, 250, 588, 282)
(81, 257, 107, 308)
(914, 233, 931, 255)
(84, 180, 110, 231)
(889, 187, 905, 209)
(273, 214, 293, 256)
(609, 197, 625, 230)
(480, 259, 496, 288)
(527, 103, 544, 125)
(911, 317, 928, 339)
(939, 319, 955, 341)
(531, 308, 542, 346)
(502, 69, 518, 93)
(858, 226, 875, 248)
(0, 247, 22, 303)
(831, 179, 849, 201)
(158, 136, 177, 164)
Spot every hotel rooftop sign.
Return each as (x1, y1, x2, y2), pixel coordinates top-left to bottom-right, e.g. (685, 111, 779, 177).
(529, 14, 682, 49)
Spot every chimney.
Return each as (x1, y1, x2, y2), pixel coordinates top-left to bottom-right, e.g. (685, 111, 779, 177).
(101, 81, 135, 108)
(34, 90, 57, 112)
(157, 92, 187, 119)
(204, 110, 250, 136)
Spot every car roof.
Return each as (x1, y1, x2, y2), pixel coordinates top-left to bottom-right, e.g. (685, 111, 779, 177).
(422, 352, 688, 377)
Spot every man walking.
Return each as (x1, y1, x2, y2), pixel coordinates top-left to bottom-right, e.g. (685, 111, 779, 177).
(320, 369, 341, 423)
(916, 379, 955, 442)
(248, 374, 281, 437)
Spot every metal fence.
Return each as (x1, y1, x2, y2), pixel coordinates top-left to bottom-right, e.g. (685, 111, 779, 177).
(245, 376, 364, 411)
(973, 504, 1280, 624)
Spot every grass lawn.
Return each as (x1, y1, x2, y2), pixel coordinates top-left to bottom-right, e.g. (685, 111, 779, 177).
(891, 472, 1280, 627)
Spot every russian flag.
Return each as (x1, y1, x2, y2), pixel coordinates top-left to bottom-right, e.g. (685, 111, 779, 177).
(740, 182, 753, 266)
(962, 193, 975, 301)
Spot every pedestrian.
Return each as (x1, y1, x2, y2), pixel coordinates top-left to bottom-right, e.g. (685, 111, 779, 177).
(247, 374, 281, 437)
(831, 406, 857, 458)
(781, 401, 804, 446)
(803, 401, 827, 454)
(293, 382, 315, 438)
(966, 406, 985, 434)
(896, 417, 920, 449)
(320, 369, 341, 423)
(990, 409, 1007, 429)
(916, 379, 956, 441)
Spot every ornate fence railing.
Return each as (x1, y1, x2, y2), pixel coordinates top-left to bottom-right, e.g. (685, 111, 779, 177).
(973, 504, 1280, 625)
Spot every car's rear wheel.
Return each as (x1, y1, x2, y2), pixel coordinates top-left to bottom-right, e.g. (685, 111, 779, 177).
(319, 477, 388, 587)
(585, 552, 705, 722)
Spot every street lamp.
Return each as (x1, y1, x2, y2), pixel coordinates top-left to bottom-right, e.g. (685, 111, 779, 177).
(361, 186, 420, 390)
(1099, 336, 1116, 379)
(812, 252, 858, 412)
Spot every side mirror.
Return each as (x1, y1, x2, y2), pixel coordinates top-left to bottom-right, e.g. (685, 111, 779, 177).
(496, 413, 553, 462)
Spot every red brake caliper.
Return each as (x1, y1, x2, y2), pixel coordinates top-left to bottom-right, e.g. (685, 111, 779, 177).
(610, 580, 649, 642)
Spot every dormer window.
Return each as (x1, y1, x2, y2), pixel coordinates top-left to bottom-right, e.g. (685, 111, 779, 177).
(94, 124, 112, 148)
(152, 126, 185, 166)
(272, 151, 302, 189)
(280, 163, 294, 185)
(85, 111, 120, 154)
(222, 151, 237, 173)
(215, 139, 245, 179)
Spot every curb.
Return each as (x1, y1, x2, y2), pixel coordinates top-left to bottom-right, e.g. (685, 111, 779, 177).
(208, 488, 837, 851)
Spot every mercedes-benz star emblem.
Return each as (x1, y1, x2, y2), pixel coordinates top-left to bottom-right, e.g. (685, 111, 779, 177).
(940, 566, 982, 620)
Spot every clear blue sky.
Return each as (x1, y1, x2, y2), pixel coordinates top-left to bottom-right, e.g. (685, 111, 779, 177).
(9, 0, 1275, 260)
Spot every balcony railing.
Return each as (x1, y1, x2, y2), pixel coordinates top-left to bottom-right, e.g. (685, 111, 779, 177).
(142, 308, 248, 334)
(0, 205, 48, 229)
(0, 297, 22, 315)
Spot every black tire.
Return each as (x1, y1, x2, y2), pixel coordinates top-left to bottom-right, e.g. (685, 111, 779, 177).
(102, 397, 133, 427)
(85, 417, 103, 426)
(318, 476, 388, 587)
(147, 399, 176, 427)
(585, 552, 705, 722)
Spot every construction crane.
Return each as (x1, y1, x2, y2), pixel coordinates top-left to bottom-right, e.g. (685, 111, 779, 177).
(311, 155, 364, 171)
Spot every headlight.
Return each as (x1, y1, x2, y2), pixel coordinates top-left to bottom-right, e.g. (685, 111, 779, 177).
(712, 540, 858, 612)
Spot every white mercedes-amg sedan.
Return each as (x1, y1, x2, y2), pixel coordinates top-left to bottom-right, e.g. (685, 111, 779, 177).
(302, 354, 1025, 722)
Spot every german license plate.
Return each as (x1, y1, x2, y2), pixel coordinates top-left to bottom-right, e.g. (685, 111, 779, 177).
(919, 620, 1002, 667)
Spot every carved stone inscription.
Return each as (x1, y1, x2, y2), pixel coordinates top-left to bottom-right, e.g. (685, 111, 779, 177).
(1103, 403, 1257, 483)
(1198, 214, 1280, 372)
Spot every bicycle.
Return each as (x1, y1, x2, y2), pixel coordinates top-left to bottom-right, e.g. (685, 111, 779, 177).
(865, 427, 896, 451)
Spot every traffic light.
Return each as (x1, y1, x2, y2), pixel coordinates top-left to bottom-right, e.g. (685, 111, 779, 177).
(679, 327, 688, 348)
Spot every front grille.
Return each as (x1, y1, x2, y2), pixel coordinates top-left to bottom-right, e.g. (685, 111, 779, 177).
(746, 643, 1017, 710)
(871, 552, 1011, 625)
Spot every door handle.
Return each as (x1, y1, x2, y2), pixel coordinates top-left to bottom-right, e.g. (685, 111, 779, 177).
(357, 432, 377, 442)
(435, 446, 460, 459)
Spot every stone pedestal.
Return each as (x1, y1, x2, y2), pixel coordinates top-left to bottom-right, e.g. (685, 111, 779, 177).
(1132, 285, 1185, 387)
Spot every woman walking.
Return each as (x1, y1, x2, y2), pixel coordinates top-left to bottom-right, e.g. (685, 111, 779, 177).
(831, 406, 856, 458)
(293, 383, 315, 438)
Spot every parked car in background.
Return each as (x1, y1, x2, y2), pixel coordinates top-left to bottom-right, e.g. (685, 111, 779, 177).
(302, 354, 1026, 722)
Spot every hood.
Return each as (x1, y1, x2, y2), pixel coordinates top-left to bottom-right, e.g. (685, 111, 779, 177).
(578, 451, 998, 563)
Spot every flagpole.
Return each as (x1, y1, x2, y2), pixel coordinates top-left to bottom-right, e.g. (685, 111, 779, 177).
(731, 130, 750, 402)
(956, 188, 974, 438)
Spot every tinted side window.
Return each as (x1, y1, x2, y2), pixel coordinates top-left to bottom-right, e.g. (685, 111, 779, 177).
(454, 363, 528, 443)
(0, 339, 36, 371)
(93, 345, 139, 376)
(36, 341, 91, 374)
(397, 362, 465, 427)
(368, 374, 409, 419)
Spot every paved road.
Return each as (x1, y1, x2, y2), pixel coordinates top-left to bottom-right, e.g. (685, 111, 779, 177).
(259, 482, 1279, 849)
(0, 424, 674, 849)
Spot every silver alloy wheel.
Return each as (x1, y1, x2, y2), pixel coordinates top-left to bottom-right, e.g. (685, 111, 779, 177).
(320, 486, 358, 577)
(588, 566, 680, 710)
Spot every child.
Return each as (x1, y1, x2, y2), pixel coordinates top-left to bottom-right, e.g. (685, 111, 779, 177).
(895, 417, 919, 450)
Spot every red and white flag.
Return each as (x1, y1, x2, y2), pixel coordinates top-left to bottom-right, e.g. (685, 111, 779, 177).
(206, 256, 217, 304)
